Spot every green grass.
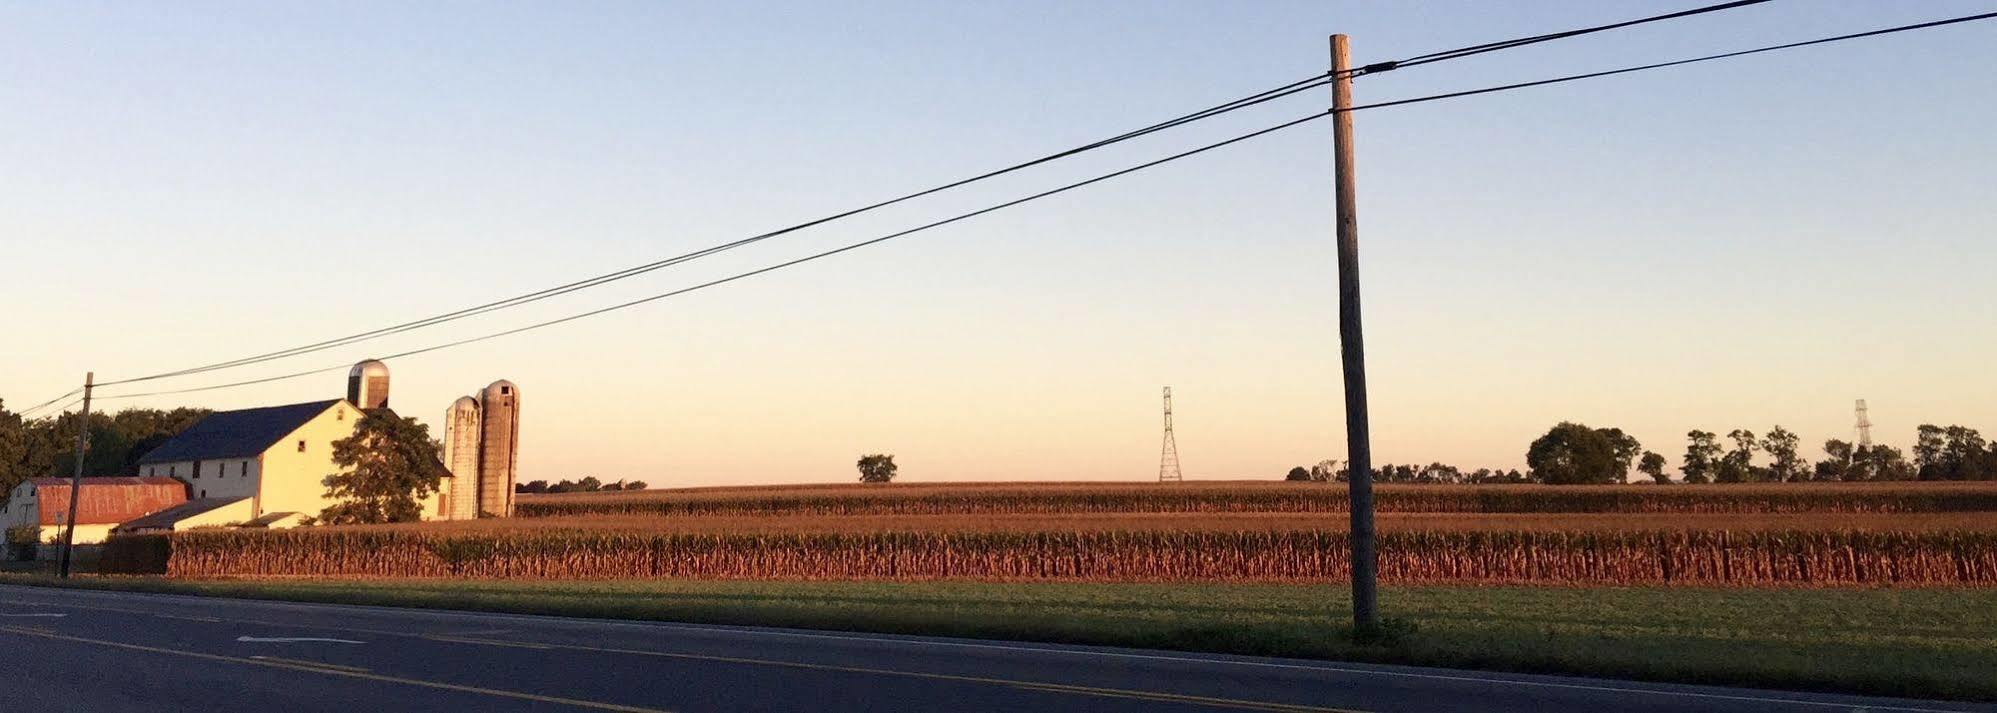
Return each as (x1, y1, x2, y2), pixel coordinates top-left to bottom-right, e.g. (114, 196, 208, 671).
(5, 575, 1994, 701)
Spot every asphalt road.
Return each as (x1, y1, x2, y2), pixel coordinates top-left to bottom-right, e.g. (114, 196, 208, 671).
(0, 584, 1987, 713)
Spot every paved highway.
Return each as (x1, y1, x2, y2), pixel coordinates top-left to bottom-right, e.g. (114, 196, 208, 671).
(0, 583, 1987, 713)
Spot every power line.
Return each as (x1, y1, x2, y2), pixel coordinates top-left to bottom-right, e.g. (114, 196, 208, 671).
(96, 111, 1336, 401)
(63, 2, 1790, 390)
(94, 73, 1334, 389)
(1364, 0, 1778, 74)
(1343, 10, 1997, 113)
(13, 388, 83, 419)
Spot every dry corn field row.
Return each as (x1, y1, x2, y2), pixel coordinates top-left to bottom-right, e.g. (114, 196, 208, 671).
(103, 529, 1997, 586)
(324, 511, 1997, 535)
(517, 482, 1997, 517)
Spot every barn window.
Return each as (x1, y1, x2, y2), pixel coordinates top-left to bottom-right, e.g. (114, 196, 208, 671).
(241, 462, 249, 477)
(298, 440, 306, 452)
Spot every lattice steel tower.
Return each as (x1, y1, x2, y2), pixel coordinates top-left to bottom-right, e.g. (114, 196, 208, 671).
(1158, 387, 1183, 482)
(1854, 399, 1874, 447)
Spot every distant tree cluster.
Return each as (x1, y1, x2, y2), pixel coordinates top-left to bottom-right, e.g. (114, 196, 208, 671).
(516, 478, 647, 494)
(1289, 421, 1997, 486)
(1283, 460, 1527, 484)
(0, 401, 211, 506)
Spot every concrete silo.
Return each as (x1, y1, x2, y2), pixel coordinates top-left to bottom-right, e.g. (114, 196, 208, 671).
(442, 396, 482, 520)
(478, 380, 521, 517)
(347, 359, 391, 410)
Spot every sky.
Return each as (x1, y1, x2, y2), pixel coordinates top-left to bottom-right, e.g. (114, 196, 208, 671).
(4, 1, 1994, 487)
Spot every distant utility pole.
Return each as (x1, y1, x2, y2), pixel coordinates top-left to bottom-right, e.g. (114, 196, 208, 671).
(1159, 387, 1183, 482)
(57, 371, 95, 579)
(1331, 34, 1379, 637)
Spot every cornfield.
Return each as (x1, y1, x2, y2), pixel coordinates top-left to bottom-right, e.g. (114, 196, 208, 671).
(517, 482, 1997, 518)
(103, 528, 1997, 586)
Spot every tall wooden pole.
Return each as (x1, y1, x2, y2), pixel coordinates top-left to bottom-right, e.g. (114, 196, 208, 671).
(57, 372, 94, 579)
(1331, 34, 1379, 636)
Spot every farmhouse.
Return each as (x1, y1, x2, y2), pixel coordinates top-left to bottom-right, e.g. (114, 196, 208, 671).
(134, 397, 444, 529)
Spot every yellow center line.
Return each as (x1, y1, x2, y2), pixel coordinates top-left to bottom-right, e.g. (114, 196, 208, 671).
(10, 597, 1368, 713)
(0, 625, 673, 713)
(422, 634, 553, 649)
(249, 655, 373, 673)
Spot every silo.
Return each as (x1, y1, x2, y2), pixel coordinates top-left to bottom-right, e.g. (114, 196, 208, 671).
(346, 359, 391, 409)
(478, 380, 521, 517)
(442, 396, 483, 520)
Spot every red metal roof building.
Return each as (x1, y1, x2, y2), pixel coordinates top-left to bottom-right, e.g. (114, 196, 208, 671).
(20, 477, 190, 526)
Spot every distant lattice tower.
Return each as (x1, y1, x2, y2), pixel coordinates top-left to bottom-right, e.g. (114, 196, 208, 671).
(1855, 399, 1874, 447)
(1158, 387, 1183, 482)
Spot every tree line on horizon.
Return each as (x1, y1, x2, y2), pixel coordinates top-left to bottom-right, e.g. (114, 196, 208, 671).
(1286, 422, 1997, 485)
(0, 400, 212, 504)
(515, 477, 648, 494)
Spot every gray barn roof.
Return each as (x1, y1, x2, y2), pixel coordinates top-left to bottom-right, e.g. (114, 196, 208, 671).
(136, 400, 343, 464)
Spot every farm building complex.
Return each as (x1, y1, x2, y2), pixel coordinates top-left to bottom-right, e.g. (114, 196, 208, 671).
(2, 360, 521, 551)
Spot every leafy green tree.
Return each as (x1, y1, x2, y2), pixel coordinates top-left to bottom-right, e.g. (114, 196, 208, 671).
(1715, 429, 1759, 483)
(1638, 451, 1669, 484)
(1816, 439, 1855, 481)
(318, 412, 444, 525)
(857, 454, 897, 483)
(1761, 426, 1805, 482)
(1526, 422, 1627, 485)
(1285, 466, 1311, 481)
(1681, 431, 1721, 484)
(1858, 444, 1915, 481)
(1599, 428, 1643, 480)
(624, 480, 648, 490)
(1913, 424, 1946, 478)
(1308, 459, 1339, 483)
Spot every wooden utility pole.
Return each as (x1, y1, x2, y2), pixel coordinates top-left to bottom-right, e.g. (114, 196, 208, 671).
(56, 372, 94, 579)
(1331, 34, 1379, 636)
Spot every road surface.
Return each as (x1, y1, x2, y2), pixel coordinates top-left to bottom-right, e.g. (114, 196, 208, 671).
(0, 583, 1985, 713)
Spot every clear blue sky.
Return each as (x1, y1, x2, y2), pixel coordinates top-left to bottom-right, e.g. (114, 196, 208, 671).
(5, 2, 1994, 485)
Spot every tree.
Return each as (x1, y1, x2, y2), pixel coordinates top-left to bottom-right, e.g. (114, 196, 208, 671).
(1715, 429, 1759, 483)
(317, 412, 444, 525)
(1285, 466, 1311, 481)
(1525, 422, 1626, 485)
(516, 480, 550, 494)
(1858, 444, 1915, 481)
(1599, 428, 1643, 481)
(1681, 431, 1720, 484)
(1308, 459, 1339, 482)
(857, 454, 897, 483)
(577, 476, 603, 492)
(1913, 424, 1946, 478)
(624, 480, 648, 491)
(1815, 439, 1855, 481)
(1638, 451, 1669, 484)
(1761, 426, 1805, 482)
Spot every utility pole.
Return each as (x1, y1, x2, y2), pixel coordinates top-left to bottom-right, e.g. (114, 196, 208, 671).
(1331, 34, 1379, 636)
(57, 372, 94, 579)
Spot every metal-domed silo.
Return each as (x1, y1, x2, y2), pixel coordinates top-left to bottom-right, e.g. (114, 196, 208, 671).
(347, 359, 391, 409)
(478, 380, 521, 517)
(442, 396, 482, 520)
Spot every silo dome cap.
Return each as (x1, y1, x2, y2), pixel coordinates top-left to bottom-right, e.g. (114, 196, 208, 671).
(349, 359, 390, 378)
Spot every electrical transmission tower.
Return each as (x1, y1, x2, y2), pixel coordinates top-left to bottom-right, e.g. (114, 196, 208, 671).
(1158, 387, 1182, 482)
(1855, 399, 1873, 447)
